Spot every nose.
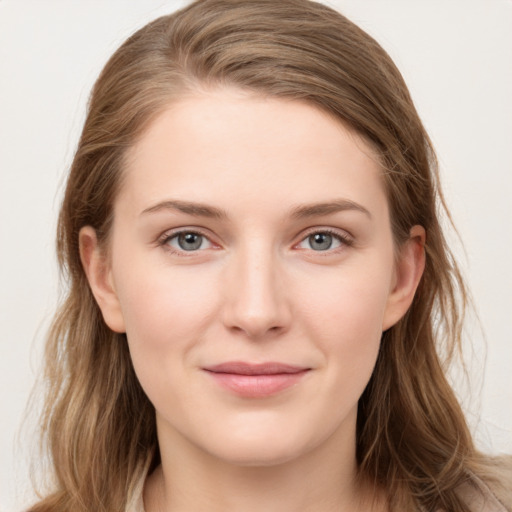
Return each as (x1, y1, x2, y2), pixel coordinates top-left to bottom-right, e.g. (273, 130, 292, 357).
(221, 242, 292, 340)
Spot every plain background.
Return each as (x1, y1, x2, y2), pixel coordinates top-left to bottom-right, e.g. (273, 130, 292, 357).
(1, 0, 511, 510)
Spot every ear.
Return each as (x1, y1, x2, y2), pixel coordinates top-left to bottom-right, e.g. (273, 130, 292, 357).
(79, 226, 126, 333)
(382, 225, 426, 331)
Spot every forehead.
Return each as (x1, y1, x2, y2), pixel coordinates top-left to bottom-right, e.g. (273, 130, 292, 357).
(119, 88, 386, 220)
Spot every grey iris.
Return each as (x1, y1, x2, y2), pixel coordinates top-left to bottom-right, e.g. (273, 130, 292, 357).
(309, 233, 333, 251)
(178, 233, 203, 251)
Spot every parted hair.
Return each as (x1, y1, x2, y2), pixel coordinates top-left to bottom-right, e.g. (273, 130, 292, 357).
(29, 1, 509, 511)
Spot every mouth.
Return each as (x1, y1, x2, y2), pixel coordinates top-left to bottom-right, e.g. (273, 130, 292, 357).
(202, 361, 311, 398)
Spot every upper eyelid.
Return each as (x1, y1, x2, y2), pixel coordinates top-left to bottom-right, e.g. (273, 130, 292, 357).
(158, 229, 217, 257)
(158, 226, 214, 243)
(157, 226, 353, 249)
(297, 226, 353, 241)
(293, 229, 354, 258)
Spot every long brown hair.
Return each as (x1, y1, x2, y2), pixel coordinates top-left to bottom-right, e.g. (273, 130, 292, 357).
(29, 1, 498, 510)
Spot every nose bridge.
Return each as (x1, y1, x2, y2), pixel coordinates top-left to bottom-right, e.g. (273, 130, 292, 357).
(222, 237, 290, 338)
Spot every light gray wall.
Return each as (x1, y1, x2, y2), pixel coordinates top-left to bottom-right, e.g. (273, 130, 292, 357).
(1, 1, 510, 510)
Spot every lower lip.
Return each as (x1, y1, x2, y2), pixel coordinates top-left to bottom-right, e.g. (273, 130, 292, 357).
(205, 370, 309, 398)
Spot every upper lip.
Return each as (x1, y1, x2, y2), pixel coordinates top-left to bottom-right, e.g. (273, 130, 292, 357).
(203, 361, 310, 375)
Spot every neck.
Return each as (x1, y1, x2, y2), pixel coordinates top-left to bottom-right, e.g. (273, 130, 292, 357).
(144, 415, 387, 512)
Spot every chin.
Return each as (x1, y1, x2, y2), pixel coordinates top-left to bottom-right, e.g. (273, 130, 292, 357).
(208, 441, 306, 468)
(196, 422, 322, 468)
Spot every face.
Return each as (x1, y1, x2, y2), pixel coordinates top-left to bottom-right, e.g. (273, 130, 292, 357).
(82, 88, 423, 468)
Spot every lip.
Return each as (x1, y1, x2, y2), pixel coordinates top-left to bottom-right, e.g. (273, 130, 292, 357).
(203, 361, 311, 398)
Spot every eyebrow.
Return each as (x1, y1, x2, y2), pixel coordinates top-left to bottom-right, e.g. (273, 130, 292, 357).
(140, 200, 228, 219)
(290, 199, 372, 220)
(140, 198, 371, 220)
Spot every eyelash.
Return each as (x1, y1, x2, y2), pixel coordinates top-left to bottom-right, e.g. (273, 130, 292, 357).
(157, 227, 354, 257)
(295, 228, 354, 254)
(157, 228, 215, 257)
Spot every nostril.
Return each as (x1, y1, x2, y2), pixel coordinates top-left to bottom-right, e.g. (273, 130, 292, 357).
(227, 322, 284, 339)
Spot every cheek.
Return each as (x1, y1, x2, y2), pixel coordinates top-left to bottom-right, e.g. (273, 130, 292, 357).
(293, 257, 393, 380)
(297, 258, 392, 336)
(113, 262, 226, 421)
(112, 256, 221, 368)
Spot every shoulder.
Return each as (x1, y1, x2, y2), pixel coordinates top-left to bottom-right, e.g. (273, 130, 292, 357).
(457, 455, 512, 512)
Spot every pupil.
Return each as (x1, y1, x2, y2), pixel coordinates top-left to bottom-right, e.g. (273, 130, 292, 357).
(178, 233, 202, 251)
(310, 233, 332, 251)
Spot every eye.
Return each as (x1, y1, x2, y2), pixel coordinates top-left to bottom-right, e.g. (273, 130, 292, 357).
(296, 230, 351, 252)
(164, 231, 214, 252)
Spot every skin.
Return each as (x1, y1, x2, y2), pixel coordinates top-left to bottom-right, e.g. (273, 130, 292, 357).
(80, 88, 425, 512)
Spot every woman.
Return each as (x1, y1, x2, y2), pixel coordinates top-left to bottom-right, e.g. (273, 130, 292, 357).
(28, 0, 511, 511)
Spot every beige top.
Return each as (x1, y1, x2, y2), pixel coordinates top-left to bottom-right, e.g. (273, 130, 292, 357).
(126, 471, 510, 512)
(455, 473, 510, 512)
